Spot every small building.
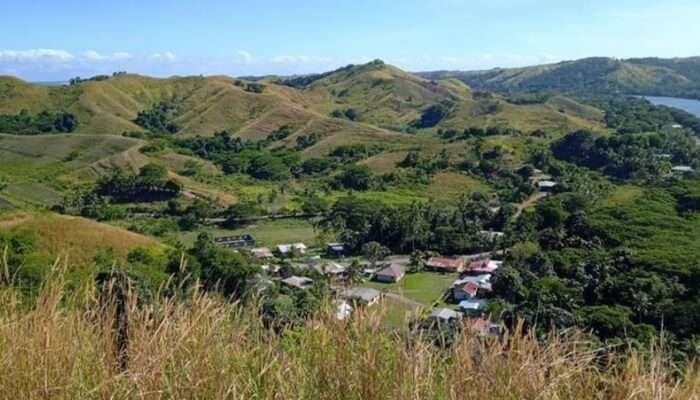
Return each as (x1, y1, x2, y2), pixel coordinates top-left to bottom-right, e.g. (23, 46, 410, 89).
(479, 230, 505, 242)
(458, 299, 487, 316)
(362, 268, 377, 279)
(465, 318, 503, 338)
(260, 264, 281, 274)
(672, 124, 683, 129)
(537, 180, 558, 192)
(214, 234, 256, 248)
(452, 281, 480, 301)
(327, 242, 346, 258)
(425, 257, 465, 273)
(276, 243, 308, 257)
(529, 173, 553, 184)
(335, 300, 353, 321)
(428, 308, 463, 323)
(281, 276, 314, 290)
(342, 287, 381, 306)
(672, 166, 694, 174)
(374, 263, 406, 283)
(250, 247, 274, 260)
(454, 274, 493, 291)
(314, 262, 347, 277)
(464, 259, 501, 275)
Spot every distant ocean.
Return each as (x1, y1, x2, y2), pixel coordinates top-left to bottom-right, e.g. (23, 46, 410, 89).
(643, 96, 700, 118)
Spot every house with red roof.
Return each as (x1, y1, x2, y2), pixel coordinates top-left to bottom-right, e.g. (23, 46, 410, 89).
(425, 257, 465, 273)
(464, 259, 501, 275)
(452, 281, 480, 301)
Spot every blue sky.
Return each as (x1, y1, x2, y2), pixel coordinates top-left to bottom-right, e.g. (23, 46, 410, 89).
(2, 0, 699, 81)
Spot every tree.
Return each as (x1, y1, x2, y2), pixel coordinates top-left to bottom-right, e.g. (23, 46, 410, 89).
(139, 163, 168, 184)
(347, 260, 363, 284)
(335, 165, 373, 191)
(362, 241, 389, 268)
(248, 155, 290, 180)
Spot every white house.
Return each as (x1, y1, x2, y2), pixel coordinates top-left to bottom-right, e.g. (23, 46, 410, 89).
(459, 299, 487, 316)
(281, 276, 314, 290)
(276, 243, 308, 256)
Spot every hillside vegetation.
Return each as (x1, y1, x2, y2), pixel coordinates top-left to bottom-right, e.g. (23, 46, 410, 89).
(421, 56, 700, 99)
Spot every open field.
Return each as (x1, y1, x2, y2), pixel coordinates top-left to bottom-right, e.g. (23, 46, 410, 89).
(176, 218, 318, 247)
(365, 272, 458, 306)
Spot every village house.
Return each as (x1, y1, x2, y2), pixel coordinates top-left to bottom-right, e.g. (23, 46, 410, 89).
(326, 242, 346, 258)
(313, 262, 347, 280)
(342, 287, 381, 306)
(464, 259, 501, 275)
(537, 180, 558, 192)
(458, 299, 487, 316)
(479, 230, 505, 242)
(260, 264, 281, 274)
(452, 280, 480, 301)
(428, 308, 463, 323)
(425, 257, 465, 273)
(276, 243, 308, 257)
(465, 318, 503, 338)
(335, 300, 353, 320)
(250, 247, 274, 260)
(214, 234, 256, 248)
(281, 276, 314, 290)
(672, 165, 694, 174)
(374, 263, 405, 283)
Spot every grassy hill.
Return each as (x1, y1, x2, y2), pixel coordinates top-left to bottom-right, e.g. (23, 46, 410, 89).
(0, 61, 603, 140)
(0, 211, 162, 265)
(0, 133, 238, 207)
(419, 56, 700, 99)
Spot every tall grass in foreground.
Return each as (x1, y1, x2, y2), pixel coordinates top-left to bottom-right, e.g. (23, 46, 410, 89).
(1, 265, 699, 399)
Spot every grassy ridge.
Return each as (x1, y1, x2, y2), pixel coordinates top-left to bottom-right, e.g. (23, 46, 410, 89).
(1, 272, 699, 399)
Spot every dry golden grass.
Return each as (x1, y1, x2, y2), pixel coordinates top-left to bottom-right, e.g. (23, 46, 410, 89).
(1, 212, 161, 265)
(1, 263, 699, 399)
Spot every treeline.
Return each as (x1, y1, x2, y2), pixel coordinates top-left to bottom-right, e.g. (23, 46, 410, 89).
(552, 129, 700, 181)
(0, 110, 77, 134)
(95, 163, 181, 203)
(319, 194, 512, 255)
(590, 96, 700, 134)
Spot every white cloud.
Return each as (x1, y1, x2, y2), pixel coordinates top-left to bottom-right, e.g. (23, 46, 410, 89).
(271, 55, 332, 64)
(151, 51, 176, 62)
(82, 50, 133, 61)
(237, 50, 253, 64)
(0, 49, 74, 62)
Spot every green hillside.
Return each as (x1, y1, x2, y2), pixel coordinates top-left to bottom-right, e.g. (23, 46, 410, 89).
(0, 61, 603, 140)
(420, 56, 700, 99)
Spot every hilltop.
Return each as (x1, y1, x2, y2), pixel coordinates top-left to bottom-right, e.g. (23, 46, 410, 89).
(420, 56, 700, 99)
(0, 61, 601, 139)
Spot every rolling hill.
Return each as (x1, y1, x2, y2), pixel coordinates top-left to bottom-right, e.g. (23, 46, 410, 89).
(419, 56, 700, 99)
(0, 60, 603, 141)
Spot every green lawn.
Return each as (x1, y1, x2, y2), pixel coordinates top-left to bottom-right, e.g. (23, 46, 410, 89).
(365, 272, 457, 306)
(177, 218, 319, 247)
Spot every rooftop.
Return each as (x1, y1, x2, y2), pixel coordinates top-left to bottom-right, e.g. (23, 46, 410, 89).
(429, 308, 462, 321)
(376, 263, 405, 278)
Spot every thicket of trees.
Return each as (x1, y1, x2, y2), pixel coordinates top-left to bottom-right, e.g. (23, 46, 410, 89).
(0, 110, 77, 134)
(491, 182, 700, 352)
(552, 129, 700, 181)
(96, 163, 182, 203)
(319, 193, 510, 255)
(134, 101, 179, 134)
(413, 102, 452, 128)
